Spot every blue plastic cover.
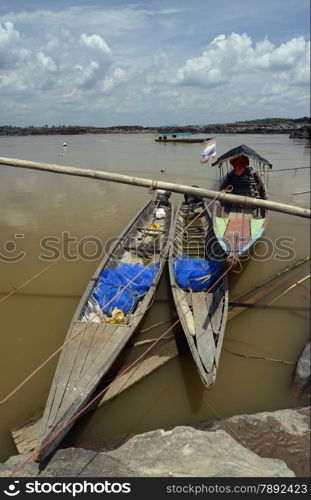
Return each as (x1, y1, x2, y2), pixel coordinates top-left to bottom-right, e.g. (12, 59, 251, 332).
(174, 255, 224, 291)
(92, 263, 159, 316)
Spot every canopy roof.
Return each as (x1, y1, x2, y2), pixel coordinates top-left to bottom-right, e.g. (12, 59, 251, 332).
(155, 132, 192, 136)
(212, 144, 272, 167)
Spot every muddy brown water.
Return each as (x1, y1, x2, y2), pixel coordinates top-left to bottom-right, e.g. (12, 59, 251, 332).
(0, 133, 309, 462)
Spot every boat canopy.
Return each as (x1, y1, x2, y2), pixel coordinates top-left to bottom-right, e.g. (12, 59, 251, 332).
(212, 144, 272, 168)
(155, 132, 192, 136)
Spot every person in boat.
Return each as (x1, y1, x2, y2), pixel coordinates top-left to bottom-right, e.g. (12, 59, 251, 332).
(219, 155, 263, 214)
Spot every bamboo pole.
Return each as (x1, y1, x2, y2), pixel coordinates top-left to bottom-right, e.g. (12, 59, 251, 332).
(263, 166, 310, 172)
(293, 190, 310, 195)
(0, 156, 310, 219)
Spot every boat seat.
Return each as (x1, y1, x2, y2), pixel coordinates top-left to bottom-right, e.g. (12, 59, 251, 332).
(137, 227, 166, 234)
(122, 245, 161, 254)
(229, 212, 252, 220)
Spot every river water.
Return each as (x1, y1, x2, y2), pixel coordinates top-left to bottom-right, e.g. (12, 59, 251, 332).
(0, 133, 309, 461)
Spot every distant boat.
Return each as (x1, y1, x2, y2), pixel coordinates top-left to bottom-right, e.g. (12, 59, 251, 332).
(155, 133, 212, 144)
(212, 144, 272, 258)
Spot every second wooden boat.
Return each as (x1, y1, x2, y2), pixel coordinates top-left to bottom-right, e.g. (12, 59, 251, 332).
(35, 190, 173, 462)
(169, 195, 228, 388)
(212, 144, 272, 258)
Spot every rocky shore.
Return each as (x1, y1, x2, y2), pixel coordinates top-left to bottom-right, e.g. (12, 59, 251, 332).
(0, 119, 310, 137)
(1, 407, 309, 478)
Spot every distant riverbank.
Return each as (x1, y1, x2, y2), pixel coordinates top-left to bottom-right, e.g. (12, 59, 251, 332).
(1, 118, 310, 138)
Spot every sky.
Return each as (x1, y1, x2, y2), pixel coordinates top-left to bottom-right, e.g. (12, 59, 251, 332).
(0, 0, 310, 126)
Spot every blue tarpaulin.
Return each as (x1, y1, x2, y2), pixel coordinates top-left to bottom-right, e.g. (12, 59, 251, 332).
(93, 263, 159, 316)
(174, 255, 224, 291)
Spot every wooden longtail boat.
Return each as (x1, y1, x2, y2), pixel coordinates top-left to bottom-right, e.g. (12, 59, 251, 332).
(212, 145, 272, 258)
(35, 191, 173, 462)
(168, 195, 228, 388)
(155, 133, 212, 143)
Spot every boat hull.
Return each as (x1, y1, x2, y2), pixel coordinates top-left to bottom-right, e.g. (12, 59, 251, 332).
(213, 202, 269, 257)
(155, 138, 211, 144)
(36, 193, 173, 462)
(168, 199, 228, 388)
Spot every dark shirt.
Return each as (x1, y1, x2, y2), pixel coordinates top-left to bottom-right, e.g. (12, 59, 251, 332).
(220, 169, 252, 197)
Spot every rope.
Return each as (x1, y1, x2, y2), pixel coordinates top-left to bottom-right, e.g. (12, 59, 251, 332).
(148, 179, 158, 196)
(268, 275, 311, 305)
(223, 347, 295, 365)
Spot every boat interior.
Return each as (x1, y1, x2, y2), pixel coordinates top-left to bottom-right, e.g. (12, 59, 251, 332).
(80, 193, 172, 324)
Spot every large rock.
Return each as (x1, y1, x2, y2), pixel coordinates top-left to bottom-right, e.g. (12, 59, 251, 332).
(40, 448, 138, 477)
(4, 408, 308, 478)
(1, 426, 294, 478)
(0, 453, 38, 477)
(106, 427, 293, 477)
(78, 453, 139, 477)
(40, 448, 97, 477)
(294, 342, 310, 397)
(196, 407, 310, 477)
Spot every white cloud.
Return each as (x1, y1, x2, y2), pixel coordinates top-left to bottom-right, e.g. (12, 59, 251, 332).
(0, 21, 25, 69)
(0, 21, 19, 45)
(168, 32, 310, 121)
(76, 60, 100, 88)
(37, 51, 58, 73)
(100, 67, 128, 93)
(252, 37, 309, 72)
(174, 33, 310, 88)
(80, 33, 111, 54)
(0, 3, 309, 126)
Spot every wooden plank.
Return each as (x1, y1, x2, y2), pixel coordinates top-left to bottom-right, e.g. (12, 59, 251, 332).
(102, 340, 178, 402)
(11, 417, 41, 456)
(36, 322, 86, 446)
(46, 322, 93, 425)
(79, 323, 103, 377)
(56, 324, 118, 418)
(175, 288, 195, 336)
(214, 284, 229, 367)
(35, 324, 135, 460)
(192, 293, 216, 373)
